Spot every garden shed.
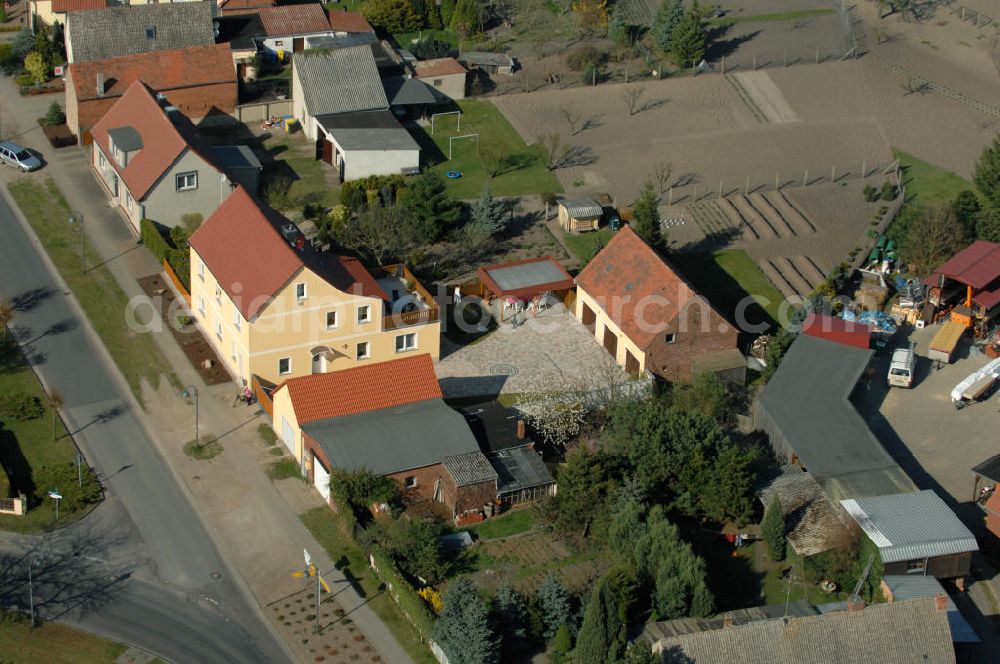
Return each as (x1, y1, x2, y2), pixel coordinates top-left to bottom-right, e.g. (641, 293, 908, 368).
(558, 198, 603, 232)
(477, 256, 574, 302)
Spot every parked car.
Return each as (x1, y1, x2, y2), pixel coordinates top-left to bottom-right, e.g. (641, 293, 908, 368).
(887, 345, 915, 388)
(0, 141, 42, 172)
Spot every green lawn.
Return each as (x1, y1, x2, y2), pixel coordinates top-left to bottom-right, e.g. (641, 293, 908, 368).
(708, 8, 835, 27)
(259, 133, 340, 210)
(893, 148, 976, 210)
(0, 612, 127, 663)
(462, 507, 535, 540)
(760, 547, 849, 607)
(562, 228, 614, 264)
(6, 178, 178, 404)
(671, 248, 786, 330)
(415, 99, 563, 199)
(0, 340, 93, 533)
(299, 508, 437, 664)
(393, 28, 459, 49)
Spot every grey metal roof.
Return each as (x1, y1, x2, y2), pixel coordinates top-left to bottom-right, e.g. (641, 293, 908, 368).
(485, 260, 571, 292)
(107, 126, 142, 152)
(840, 491, 978, 563)
(303, 398, 479, 476)
(648, 597, 955, 664)
(755, 335, 917, 503)
(490, 445, 554, 495)
(442, 451, 497, 487)
(295, 45, 388, 116)
(560, 198, 603, 218)
(383, 76, 438, 106)
(211, 145, 262, 171)
(882, 575, 979, 643)
(316, 110, 419, 151)
(972, 452, 1000, 484)
(306, 32, 378, 51)
(67, 3, 215, 63)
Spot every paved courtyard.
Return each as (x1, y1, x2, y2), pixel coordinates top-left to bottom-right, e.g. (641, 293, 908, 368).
(435, 303, 618, 399)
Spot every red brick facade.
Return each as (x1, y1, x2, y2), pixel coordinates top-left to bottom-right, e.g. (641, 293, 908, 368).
(440, 473, 497, 518)
(645, 297, 740, 382)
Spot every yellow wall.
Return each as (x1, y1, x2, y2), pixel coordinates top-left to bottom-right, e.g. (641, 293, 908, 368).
(270, 386, 303, 461)
(31, 1, 58, 28)
(575, 286, 647, 372)
(190, 247, 441, 386)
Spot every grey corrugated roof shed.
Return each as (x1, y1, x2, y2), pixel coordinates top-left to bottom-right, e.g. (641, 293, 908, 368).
(882, 575, 979, 643)
(841, 491, 978, 563)
(643, 601, 816, 644)
(316, 110, 419, 151)
(490, 445, 554, 495)
(295, 45, 388, 116)
(67, 3, 215, 63)
(561, 198, 603, 219)
(443, 451, 497, 487)
(754, 335, 916, 503)
(303, 398, 479, 476)
(485, 260, 571, 292)
(650, 597, 955, 664)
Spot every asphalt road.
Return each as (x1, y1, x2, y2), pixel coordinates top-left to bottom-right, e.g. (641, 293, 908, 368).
(0, 189, 289, 663)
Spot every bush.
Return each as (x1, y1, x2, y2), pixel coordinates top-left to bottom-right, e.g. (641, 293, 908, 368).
(340, 174, 405, 213)
(262, 175, 293, 210)
(880, 180, 897, 201)
(862, 184, 879, 202)
(412, 36, 453, 60)
(168, 248, 191, 291)
(0, 392, 45, 421)
(44, 101, 65, 126)
(140, 219, 173, 262)
(15, 71, 33, 87)
(566, 45, 606, 71)
(33, 462, 102, 511)
(370, 549, 436, 638)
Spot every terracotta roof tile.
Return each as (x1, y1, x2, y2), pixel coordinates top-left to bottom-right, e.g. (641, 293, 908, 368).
(68, 43, 236, 103)
(89, 80, 221, 200)
(216, 0, 275, 12)
(413, 57, 467, 78)
(277, 354, 443, 424)
(189, 187, 304, 320)
(575, 225, 722, 349)
(327, 10, 373, 33)
(258, 5, 332, 37)
(52, 0, 105, 13)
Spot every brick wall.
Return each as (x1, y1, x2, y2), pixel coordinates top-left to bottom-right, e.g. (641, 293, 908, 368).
(385, 464, 450, 507)
(645, 297, 740, 381)
(74, 81, 238, 143)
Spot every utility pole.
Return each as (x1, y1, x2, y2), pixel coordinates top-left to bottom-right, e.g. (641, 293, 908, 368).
(68, 212, 84, 274)
(181, 385, 199, 447)
(27, 558, 41, 627)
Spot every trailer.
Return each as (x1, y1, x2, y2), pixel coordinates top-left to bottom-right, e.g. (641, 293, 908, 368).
(929, 320, 966, 363)
(951, 356, 1000, 408)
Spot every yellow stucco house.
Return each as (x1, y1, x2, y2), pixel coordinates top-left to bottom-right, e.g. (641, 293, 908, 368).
(188, 186, 440, 386)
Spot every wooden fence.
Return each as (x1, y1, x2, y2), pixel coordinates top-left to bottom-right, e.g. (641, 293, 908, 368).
(163, 260, 191, 306)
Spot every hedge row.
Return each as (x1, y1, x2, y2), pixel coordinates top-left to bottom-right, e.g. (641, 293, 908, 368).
(140, 218, 191, 291)
(369, 548, 437, 640)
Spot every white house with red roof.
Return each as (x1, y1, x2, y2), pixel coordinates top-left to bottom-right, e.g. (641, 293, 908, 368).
(90, 80, 236, 233)
(188, 187, 441, 386)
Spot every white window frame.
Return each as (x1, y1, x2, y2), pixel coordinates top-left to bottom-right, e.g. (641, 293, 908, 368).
(395, 332, 417, 353)
(295, 283, 307, 301)
(357, 305, 371, 324)
(198, 259, 205, 281)
(176, 171, 198, 192)
(125, 191, 134, 212)
(233, 307, 241, 331)
(197, 295, 206, 316)
(215, 285, 222, 305)
(278, 357, 292, 375)
(404, 475, 417, 489)
(215, 320, 223, 340)
(665, 332, 676, 344)
(326, 311, 338, 330)
(356, 341, 370, 360)
(98, 151, 107, 170)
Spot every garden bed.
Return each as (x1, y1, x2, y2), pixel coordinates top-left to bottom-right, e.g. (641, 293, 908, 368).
(137, 274, 231, 386)
(20, 80, 64, 96)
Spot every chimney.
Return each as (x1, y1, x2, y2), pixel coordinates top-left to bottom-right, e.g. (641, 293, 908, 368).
(847, 596, 865, 612)
(723, 613, 733, 628)
(96, 73, 105, 97)
(935, 594, 948, 611)
(516, 419, 525, 440)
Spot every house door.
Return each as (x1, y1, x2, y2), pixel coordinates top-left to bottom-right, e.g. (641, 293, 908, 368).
(603, 328, 618, 359)
(625, 351, 640, 375)
(313, 453, 330, 500)
(581, 303, 596, 331)
(280, 416, 296, 457)
(293, 37, 305, 52)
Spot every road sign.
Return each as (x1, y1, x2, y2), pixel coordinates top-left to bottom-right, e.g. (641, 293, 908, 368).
(303, 549, 311, 567)
(48, 490, 62, 500)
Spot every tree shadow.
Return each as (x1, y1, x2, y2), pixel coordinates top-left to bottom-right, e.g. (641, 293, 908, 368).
(706, 26, 762, 60)
(0, 424, 36, 502)
(12, 287, 56, 313)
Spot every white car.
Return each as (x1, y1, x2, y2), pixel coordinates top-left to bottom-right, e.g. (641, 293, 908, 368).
(0, 141, 43, 172)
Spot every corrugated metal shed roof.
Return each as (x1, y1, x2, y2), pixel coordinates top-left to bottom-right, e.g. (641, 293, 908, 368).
(882, 575, 980, 643)
(295, 45, 387, 116)
(560, 198, 603, 218)
(303, 398, 480, 476)
(443, 451, 498, 487)
(317, 110, 419, 151)
(490, 445, 554, 495)
(841, 491, 978, 563)
(478, 257, 574, 299)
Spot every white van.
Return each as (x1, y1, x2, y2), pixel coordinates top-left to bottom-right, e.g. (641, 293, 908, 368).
(888, 346, 915, 388)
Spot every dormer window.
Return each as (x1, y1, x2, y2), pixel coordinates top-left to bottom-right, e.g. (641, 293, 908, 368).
(107, 126, 141, 168)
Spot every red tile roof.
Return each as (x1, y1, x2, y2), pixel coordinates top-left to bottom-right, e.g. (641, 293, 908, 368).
(575, 226, 721, 349)
(68, 43, 236, 103)
(90, 80, 221, 200)
(803, 313, 871, 350)
(276, 354, 443, 424)
(413, 57, 467, 78)
(216, 0, 275, 12)
(327, 9, 373, 33)
(52, 0, 105, 12)
(189, 187, 304, 320)
(258, 4, 332, 37)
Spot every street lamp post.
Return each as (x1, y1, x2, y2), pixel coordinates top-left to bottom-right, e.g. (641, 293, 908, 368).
(27, 558, 41, 627)
(68, 212, 85, 274)
(181, 385, 199, 447)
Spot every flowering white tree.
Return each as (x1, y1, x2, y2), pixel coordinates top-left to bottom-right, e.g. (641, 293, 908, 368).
(514, 391, 588, 447)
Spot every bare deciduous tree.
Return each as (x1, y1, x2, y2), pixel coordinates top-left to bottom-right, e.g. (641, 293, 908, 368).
(559, 107, 581, 135)
(535, 133, 572, 170)
(481, 144, 509, 178)
(900, 208, 966, 278)
(652, 161, 673, 194)
(623, 85, 644, 116)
